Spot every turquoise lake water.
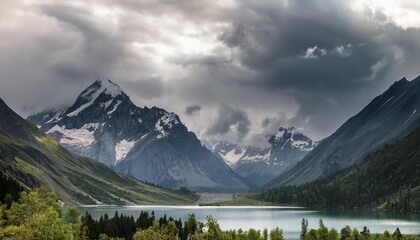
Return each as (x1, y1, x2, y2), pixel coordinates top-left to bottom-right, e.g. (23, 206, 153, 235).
(78, 205, 420, 239)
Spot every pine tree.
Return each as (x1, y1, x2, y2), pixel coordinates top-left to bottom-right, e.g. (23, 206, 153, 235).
(301, 218, 308, 240)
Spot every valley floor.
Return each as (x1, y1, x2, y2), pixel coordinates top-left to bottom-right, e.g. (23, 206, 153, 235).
(195, 193, 234, 204)
(195, 192, 276, 206)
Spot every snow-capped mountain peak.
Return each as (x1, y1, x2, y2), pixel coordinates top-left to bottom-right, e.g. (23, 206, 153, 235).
(269, 126, 316, 151)
(205, 126, 318, 186)
(67, 79, 124, 117)
(81, 79, 122, 99)
(274, 126, 295, 140)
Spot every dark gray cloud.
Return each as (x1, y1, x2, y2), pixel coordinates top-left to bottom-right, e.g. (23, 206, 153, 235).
(184, 105, 202, 116)
(122, 77, 164, 100)
(261, 112, 288, 130)
(208, 0, 420, 138)
(0, 0, 420, 143)
(261, 118, 271, 128)
(221, 0, 392, 91)
(206, 104, 251, 140)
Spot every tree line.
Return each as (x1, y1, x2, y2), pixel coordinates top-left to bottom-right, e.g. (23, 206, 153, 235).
(82, 211, 285, 240)
(0, 188, 418, 240)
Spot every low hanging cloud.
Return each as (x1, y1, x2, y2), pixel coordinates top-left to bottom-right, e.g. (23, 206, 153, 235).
(122, 77, 165, 100)
(206, 104, 251, 140)
(184, 104, 202, 116)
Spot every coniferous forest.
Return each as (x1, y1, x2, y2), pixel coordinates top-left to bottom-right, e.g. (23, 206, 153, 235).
(0, 172, 24, 207)
(261, 127, 420, 213)
(0, 188, 419, 240)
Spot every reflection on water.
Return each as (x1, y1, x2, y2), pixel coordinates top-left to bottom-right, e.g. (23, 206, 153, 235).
(78, 205, 420, 240)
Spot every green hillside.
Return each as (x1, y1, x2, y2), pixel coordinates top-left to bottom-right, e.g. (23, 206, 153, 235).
(0, 98, 198, 205)
(262, 126, 420, 213)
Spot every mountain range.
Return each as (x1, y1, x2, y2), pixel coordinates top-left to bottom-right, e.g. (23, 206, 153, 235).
(268, 76, 420, 187)
(0, 98, 197, 205)
(29, 79, 251, 192)
(23, 75, 420, 199)
(204, 127, 317, 186)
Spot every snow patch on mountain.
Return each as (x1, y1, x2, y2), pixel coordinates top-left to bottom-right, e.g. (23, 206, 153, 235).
(274, 128, 286, 139)
(241, 149, 271, 162)
(102, 99, 114, 109)
(115, 139, 136, 161)
(273, 127, 316, 151)
(291, 140, 316, 151)
(66, 92, 101, 117)
(107, 100, 122, 115)
(155, 112, 179, 139)
(405, 109, 417, 124)
(160, 112, 179, 128)
(45, 110, 64, 124)
(379, 96, 395, 110)
(221, 147, 246, 166)
(47, 123, 99, 146)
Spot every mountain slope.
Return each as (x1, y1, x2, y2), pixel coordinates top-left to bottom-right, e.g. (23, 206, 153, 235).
(268, 76, 420, 187)
(205, 127, 317, 186)
(262, 126, 420, 212)
(29, 79, 251, 191)
(0, 98, 198, 205)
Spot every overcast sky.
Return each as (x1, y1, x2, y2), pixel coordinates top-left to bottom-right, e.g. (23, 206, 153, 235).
(1, 0, 420, 146)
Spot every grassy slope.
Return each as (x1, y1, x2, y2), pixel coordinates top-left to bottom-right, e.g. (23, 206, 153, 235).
(262, 126, 420, 211)
(197, 193, 278, 206)
(0, 132, 198, 205)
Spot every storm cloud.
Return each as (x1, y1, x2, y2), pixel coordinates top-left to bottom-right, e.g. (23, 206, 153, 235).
(184, 105, 202, 116)
(206, 104, 251, 141)
(1, 0, 420, 145)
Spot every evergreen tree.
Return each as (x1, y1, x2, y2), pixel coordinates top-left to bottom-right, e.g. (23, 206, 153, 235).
(301, 218, 309, 240)
(263, 228, 268, 240)
(317, 219, 328, 240)
(270, 227, 285, 240)
(341, 226, 352, 240)
(361, 226, 370, 240)
(393, 228, 402, 240)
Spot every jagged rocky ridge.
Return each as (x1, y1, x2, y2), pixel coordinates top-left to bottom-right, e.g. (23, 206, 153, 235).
(204, 127, 318, 186)
(267, 76, 420, 187)
(29, 79, 251, 191)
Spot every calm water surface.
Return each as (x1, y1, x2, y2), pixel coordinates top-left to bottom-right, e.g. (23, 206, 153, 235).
(78, 205, 420, 239)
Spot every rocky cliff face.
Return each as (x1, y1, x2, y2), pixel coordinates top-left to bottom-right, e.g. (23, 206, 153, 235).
(29, 79, 251, 191)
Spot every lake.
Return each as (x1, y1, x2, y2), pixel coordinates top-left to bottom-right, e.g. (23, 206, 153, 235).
(78, 205, 420, 239)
